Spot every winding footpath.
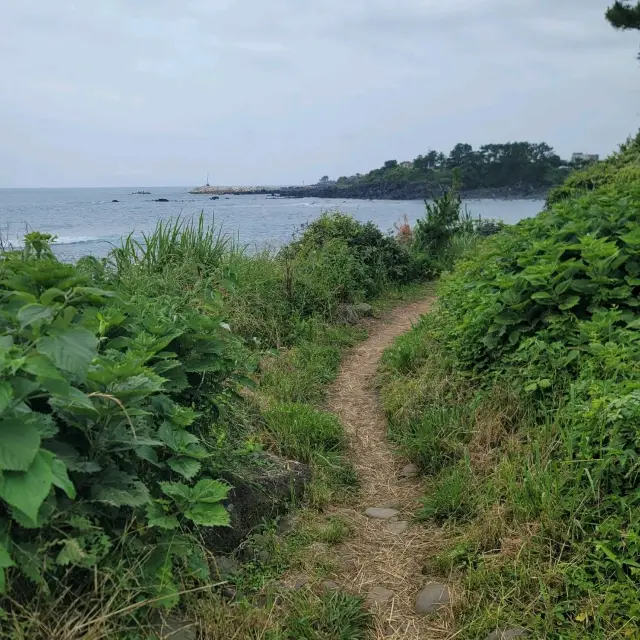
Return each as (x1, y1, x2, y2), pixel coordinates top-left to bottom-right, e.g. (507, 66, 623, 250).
(324, 297, 454, 640)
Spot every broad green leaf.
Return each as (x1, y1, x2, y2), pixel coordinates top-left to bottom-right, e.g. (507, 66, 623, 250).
(47, 453, 77, 499)
(0, 382, 13, 415)
(184, 502, 230, 527)
(146, 502, 180, 530)
(559, 295, 580, 311)
(190, 478, 231, 504)
(159, 481, 191, 502)
(158, 422, 199, 452)
(91, 480, 150, 507)
(0, 451, 53, 521)
(10, 376, 39, 404)
(39, 288, 66, 305)
(0, 541, 14, 568)
(56, 539, 85, 566)
(168, 456, 201, 480)
(9, 493, 56, 529)
(36, 327, 98, 379)
(17, 303, 54, 329)
(50, 387, 96, 412)
(0, 418, 41, 471)
(21, 354, 66, 380)
(494, 309, 519, 325)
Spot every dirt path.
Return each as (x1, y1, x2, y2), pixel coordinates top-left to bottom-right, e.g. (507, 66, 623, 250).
(326, 297, 453, 639)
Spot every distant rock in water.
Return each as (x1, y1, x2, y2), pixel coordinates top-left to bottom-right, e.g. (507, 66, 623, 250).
(111, 199, 119, 203)
(132, 191, 151, 195)
(154, 198, 169, 202)
(210, 196, 219, 200)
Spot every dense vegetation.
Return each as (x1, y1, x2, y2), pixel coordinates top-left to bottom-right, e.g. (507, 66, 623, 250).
(380, 132, 640, 638)
(279, 141, 582, 201)
(0, 206, 469, 638)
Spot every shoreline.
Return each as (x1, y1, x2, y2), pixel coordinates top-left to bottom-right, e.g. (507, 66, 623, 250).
(189, 185, 549, 201)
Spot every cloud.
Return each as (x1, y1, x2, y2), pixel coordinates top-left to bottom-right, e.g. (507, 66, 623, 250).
(0, 0, 638, 187)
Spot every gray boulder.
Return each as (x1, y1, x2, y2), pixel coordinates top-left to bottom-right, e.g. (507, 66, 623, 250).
(415, 582, 450, 615)
(337, 304, 359, 325)
(365, 507, 399, 520)
(201, 453, 310, 552)
(354, 302, 374, 317)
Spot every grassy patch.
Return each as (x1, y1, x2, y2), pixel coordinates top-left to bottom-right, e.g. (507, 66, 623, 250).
(263, 404, 345, 463)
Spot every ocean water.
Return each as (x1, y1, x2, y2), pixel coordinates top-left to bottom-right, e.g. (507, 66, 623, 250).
(0, 187, 545, 261)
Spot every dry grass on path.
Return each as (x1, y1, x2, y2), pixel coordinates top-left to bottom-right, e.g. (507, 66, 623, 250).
(323, 297, 456, 639)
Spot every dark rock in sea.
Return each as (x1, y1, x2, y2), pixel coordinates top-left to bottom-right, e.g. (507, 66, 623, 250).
(154, 198, 169, 202)
(200, 452, 310, 552)
(111, 199, 119, 203)
(210, 196, 219, 200)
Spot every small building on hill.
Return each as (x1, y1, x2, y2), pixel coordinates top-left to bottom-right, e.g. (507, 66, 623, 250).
(571, 152, 599, 163)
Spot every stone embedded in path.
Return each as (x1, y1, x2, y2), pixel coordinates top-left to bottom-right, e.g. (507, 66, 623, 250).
(485, 629, 529, 640)
(293, 576, 310, 590)
(366, 586, 394, 604)
(321, 580, 340, 591)
(387, 520, 409, 535)
(399, 463, 419, 478)
(415, 582, 451, 615)
(365, 507, 399, 520)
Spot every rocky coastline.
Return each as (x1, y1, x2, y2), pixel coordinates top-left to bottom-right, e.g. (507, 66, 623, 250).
(190, 183, 549, 201)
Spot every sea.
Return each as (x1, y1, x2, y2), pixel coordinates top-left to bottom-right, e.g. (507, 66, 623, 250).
(0, 187, 545, 262)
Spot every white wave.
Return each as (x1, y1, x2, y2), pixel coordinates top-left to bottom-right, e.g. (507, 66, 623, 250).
(54, 235, 106, 246)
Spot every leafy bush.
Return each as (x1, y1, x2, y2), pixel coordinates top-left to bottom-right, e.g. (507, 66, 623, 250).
(0, 237, 249, 616)
(382, 158, 640, 636)
(287, 212, 420, 293)
(410, 175, 503, 275)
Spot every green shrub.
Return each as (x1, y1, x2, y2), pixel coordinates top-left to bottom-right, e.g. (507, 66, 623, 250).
(287, 211, 420, 292)
(0, 237, 249, 617)
(383, 155, 640, 635)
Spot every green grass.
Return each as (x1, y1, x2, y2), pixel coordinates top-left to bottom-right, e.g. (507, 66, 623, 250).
(263, 404, 345, 464)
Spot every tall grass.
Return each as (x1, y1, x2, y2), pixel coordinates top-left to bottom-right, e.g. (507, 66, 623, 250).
(112, 213, 239, 276)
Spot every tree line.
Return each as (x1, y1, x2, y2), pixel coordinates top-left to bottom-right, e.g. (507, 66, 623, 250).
(315, 141, 589, 197)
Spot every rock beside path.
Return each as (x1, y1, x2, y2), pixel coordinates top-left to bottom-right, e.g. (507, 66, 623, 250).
(415, 582, 450, 615)
(354, 302, 374, 317)
(399, 463, 419, 478)
(387, 520, 408, 534)
(365, 507, 399, 519)
(322, 580, 340, 591)
(367, 586, 394, 604)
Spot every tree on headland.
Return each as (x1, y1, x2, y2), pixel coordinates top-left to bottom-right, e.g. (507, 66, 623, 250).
(607, 2, 640, 56)
(607, 1, 640, 29)
(318, 175, 330, 184)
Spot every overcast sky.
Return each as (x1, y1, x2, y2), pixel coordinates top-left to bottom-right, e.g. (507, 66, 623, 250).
(1, 1, 638, 188)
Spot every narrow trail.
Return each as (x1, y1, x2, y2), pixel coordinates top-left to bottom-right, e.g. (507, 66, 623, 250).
(325, 297, 453, 640)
